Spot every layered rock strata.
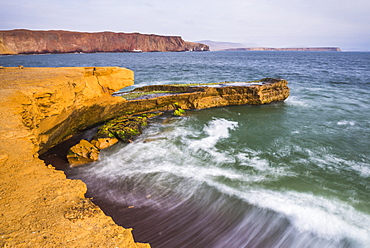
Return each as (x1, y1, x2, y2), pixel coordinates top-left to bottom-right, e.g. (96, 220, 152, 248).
(115, 79, 290, 114)
(0, 66, 149, 247)
(0, 29, 209, 55)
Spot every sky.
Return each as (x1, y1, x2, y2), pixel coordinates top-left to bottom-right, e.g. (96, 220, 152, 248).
(1, 0, 369, 51)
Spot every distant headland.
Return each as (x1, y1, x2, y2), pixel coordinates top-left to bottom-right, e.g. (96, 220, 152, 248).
(0, 29, 209, 55)
(196, 40, 341, 52)
(223, 47, 341, 52)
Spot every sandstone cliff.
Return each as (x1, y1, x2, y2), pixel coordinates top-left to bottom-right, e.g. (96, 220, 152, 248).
(0, 29, 209, 55)
(0, 66, 150, 247)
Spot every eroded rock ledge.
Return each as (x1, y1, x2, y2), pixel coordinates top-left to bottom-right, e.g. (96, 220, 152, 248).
(68, 78, 290, 165)
(0, 66, 289, 247)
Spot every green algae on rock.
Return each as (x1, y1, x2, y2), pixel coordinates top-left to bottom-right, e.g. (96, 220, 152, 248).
(66, 113, 162, 166)
(95, 115, 148, 142)
(172, 102, 186, 116)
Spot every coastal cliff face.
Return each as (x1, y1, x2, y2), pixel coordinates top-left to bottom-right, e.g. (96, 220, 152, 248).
(0, 67, 150, 247)
(0, 29, 209, 54)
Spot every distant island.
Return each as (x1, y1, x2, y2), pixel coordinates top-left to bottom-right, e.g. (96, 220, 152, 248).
(223, 47, 341, 52)
(0, 29, 209, 55)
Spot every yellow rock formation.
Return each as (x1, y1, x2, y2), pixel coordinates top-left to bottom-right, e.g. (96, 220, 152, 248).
(0, 67, 149, 247)
(67, 139, 100, 166)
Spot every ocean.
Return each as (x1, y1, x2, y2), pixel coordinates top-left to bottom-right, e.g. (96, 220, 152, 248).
(1, 51, 369, 247)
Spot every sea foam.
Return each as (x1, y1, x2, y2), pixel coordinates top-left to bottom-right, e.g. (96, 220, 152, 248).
(241, 190, 370, 247)
(70, 115, 370, 247)
(337, 120, 356, 126)
(188, 118, 238, 150)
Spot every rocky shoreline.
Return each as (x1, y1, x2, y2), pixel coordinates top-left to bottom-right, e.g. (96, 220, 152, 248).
(0, 66, 289, 247)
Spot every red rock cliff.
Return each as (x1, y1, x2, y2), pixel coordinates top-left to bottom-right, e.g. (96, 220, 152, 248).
(0, 29, 209, 54)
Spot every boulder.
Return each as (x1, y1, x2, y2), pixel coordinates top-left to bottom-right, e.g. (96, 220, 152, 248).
(67, 139, 100, 166)
(91, 137, 119, 150)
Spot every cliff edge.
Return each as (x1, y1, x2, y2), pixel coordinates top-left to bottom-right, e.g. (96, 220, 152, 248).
(0, 29, 209, 55)
(0, 67, 149, 247)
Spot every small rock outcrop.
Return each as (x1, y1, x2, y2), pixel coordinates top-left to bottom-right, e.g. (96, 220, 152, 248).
(67, 139, 100, 166)
(91, 137, 119, 150)
(0, 29, 209, 55)
(95, 115, 148, 143)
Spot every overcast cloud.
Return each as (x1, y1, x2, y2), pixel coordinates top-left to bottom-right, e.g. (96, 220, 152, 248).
(1, 0, 369, 50)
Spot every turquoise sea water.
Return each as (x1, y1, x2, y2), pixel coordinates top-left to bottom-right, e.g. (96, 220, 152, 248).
(1, 51, 369, 247)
